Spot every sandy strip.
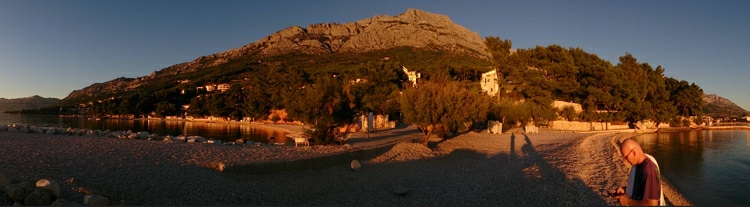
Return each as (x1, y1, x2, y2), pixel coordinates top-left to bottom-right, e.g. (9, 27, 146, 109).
(0, 130, 693, 205)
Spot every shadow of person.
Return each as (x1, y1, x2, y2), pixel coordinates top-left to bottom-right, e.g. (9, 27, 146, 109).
(510, 132, 517, 161)
(510, 133, 607, 205)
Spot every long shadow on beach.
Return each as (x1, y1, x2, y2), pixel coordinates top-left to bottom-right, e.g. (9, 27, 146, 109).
(219, 133, 608, 206)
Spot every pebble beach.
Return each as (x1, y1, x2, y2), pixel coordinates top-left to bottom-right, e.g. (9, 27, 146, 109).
(0, 127, 693, 206)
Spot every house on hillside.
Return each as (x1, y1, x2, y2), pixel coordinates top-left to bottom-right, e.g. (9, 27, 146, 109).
(703, 116, 714, 126)
(402, 66, 421, 87)
(218, 83, 230, 92)
(350, 78, 368, 84)
(205, 84, 216, 92)
(480, 69, 499, 97)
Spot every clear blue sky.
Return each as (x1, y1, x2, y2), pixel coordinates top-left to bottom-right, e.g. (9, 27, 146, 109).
(1, 0, 748, 110)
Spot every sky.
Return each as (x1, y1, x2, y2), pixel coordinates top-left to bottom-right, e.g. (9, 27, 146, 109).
(0, 0, 748, 110)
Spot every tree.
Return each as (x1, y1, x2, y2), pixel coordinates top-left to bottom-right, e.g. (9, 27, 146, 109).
(614, 53, 650, 123)
(399, 78, 490, 145)
(349, 61, 408, 119)
(570, 48, 620, 121)
(666, 77, 704, 118)
(155, 101, 175, 118)
(187, 96, 208, 117)
(488, 98, 532, 131)
(285, 77, 358, 145)
(559, 106, 579, 121)
(644, 65, 675, 125)
(485, 36, 514, 100)
(242, 85, 272, 120)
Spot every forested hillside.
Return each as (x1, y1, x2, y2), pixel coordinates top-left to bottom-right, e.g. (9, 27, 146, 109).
(484, 37, 703, 126)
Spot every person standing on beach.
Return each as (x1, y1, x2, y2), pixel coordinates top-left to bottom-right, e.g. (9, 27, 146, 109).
(612, 139, 665, 206)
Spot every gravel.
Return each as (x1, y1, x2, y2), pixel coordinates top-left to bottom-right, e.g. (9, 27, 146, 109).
(0, 129, 693, 206)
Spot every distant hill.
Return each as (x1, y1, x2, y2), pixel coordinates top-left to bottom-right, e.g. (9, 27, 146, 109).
(0, 95, 61, 113)
(703, 94, 749, 117)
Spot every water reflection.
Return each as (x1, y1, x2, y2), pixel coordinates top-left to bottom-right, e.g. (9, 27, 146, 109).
(0, 114, 287, 143)
(634, 130, 750, 205)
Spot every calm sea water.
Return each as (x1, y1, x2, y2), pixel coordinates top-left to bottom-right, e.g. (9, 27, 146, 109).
(634, 130, 750, 206)
(0, 113, 289, 143)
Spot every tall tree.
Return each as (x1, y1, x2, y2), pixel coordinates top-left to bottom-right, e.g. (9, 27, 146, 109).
(614, 53, 650, 123)
(285, 77, 358, 145)
(666, 77, 704, 118)
(399, 78, 490, 145)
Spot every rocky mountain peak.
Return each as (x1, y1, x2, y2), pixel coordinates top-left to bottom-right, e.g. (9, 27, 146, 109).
(63, 9, 491, 102)
(703, 94, 749, 116)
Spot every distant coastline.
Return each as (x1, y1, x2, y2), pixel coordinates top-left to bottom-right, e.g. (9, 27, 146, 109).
(53, 114, 309, 135)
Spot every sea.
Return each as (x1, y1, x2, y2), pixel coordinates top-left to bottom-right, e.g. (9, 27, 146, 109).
(634, 129, 750, 206)
(0, 113, 289, 143)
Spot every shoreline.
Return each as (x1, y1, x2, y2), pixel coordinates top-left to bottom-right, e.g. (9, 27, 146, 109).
(0, 128, 698, 205)
(605, 133, 694, 206)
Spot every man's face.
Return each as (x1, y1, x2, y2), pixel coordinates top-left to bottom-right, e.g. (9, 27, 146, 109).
(621, 147, 635, 165)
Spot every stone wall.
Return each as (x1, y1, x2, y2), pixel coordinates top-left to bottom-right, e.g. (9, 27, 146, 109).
(549, 120, 670, 131)
(548, 121, 628, 131)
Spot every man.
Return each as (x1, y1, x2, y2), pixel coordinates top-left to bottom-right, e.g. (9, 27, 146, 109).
(612, 138, 665, 206)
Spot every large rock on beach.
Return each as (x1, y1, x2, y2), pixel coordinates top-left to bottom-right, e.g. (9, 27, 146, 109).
(24, 189, 53, 206)
(137, 131, 150, 139)
(2, 183, 27, 202)
(19, 126, 29, 133)
(394, 185, 410, 196)
(187, 136, 207, 143)
(46, 128, 56, 134)
(83, 194, 108, 206)
(51, 198, 74, 206)
(0, 125, 7, 131)
(0, 174, 9, 189)
(149, 134, 160, 140)
(35, 179, 60, 199)
(172, 136, 186, 142)
(6, 126, 18, 132)
(32, 126, 45, 133)
(351, 160, 362, 172)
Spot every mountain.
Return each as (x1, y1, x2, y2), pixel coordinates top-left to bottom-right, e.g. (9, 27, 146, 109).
(62, 8, 490, 103)
(0, 95, 61, 113)
(703, 94, 749, 117)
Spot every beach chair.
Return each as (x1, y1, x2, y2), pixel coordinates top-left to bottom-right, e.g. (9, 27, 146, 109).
(293, 137, 310, 147)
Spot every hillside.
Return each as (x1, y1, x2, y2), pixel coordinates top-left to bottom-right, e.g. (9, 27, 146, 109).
(61, 8, 491, 104)
(703, 94, 749, 117)
(0, 95, 60, 113)
(52, 8, 707, 128)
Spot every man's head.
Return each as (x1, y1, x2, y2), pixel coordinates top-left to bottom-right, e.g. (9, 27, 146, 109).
(620, 138, 645, 166)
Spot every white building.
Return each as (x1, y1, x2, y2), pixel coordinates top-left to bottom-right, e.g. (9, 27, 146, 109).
(480, 69, 499, 97)
(402, 66, 421, 87)
(205, 84, 216, 92)
(217, 83, 230, 92)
